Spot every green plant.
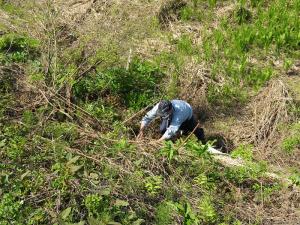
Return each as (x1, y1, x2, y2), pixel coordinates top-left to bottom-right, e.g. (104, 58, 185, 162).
(252, 183, 281, 203)
(234, 6, 252, 24)
(0, 33, 39, 63)
(281, 122, 300, 154)
(289, 171, 300, 186)
(174, 202, 199, 225)
(180, 5, 203, 22)
(155, 201, 176, 225)
(145, 175, 163, 196)
(231, 144, 254, 161)
(73, 58, 163, 109)
(176, 35, 196, 55)
(43, 121, 79, 143)
(0, 193, 23, 222)
(84, 193, 109, 218)
(198, 195, 217, 223)
(226, 161, 268, 184)
(160, 141, 179, 162)
(194, 174, 216, 191)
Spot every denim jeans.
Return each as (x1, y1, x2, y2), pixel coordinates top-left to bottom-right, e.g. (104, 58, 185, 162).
(160, 115, 205, 142)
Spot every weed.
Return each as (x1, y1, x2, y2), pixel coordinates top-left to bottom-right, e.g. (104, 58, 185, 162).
(252, 182, 282, 203)
(43, 121, 79, 143)
(225, 161, 268, 184)
(73, 58, 163, 109)
(160, 140, 179, 162)
(176, 35, 196, 55)
(289, 171, 300, 186)
(180, 5, 202, 22)
(281, 122, 300, 154)
(198, 195, 217, 224)
(155, 201, 177, 225)
(207, 83, 248, 108)
(0, 34, 39, 63)
(234, 6, 252, 24)
(145, 175, 163, 196)
(174, 202, 199, 225)
(84, 193, 109, 218)
(231, 144, 254, 161)
(0, 193, 23, 222)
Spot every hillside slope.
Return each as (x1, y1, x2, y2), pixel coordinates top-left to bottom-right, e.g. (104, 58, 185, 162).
(0, 0, 299, 224)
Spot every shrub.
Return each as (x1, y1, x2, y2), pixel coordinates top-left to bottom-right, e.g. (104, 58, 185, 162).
(234, 6, 252, 24)
(231, 144, 254, 161)
(281, 122, 300, 154)
(0, 33, 39, 63)
(145, 175, 163, 196)
(155, 201, 176, 225)
(198, 195, 217, 224)
(73, 59, 163, 109)
(85, 194, 108, 217)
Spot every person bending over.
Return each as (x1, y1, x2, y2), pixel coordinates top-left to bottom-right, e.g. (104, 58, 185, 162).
(137, 99, 205, 143)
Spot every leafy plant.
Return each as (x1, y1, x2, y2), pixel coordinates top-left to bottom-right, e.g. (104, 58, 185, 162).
(0, 33, 39, 63)
(231, 144, 254, 161)
(174, 202, 199, 225)
(84, 193, 109, 218)
(160, 140, 179, 162)
(234, 6, 252, 24)
(225, 161, 268, 184)
(155, 201, 176, 225)
(289, 171, 300, 186)
(145, 175, 163, 196)
(73, 59, 163, 109)
(198, 195, 217, 223)
(281, 122, 300, 154)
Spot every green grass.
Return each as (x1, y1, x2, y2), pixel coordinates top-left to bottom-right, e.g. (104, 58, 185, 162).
(1, 0, 299, 224)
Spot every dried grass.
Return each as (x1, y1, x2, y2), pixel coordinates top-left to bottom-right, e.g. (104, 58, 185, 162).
(229, 79, 300, 168)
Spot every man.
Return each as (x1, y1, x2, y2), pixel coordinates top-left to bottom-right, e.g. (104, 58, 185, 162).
(137, 99, 205, 143)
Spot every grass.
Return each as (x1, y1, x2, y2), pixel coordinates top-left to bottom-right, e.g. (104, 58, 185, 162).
(0, 0, 299, 224)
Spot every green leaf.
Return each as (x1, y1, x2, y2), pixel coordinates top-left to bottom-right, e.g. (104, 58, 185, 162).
(87, 217, 105, 225)
(69, 165, 83, 174)
(21, 170, 30, 180)
(132, 219, 145, 225)
(114, 199, 129, 207)
(89, 173, 99, 180)
(99, 188, 111, 196)
(60, 207, 72, 220)
(67, 156, 81, 165)
(0, 139, 6, 147)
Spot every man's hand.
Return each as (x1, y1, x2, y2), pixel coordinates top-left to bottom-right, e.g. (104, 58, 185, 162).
(137, 124, 146, 140)
(136, 131, 144, 140)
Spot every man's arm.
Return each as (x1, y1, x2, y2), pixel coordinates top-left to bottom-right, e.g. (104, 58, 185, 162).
(136, 123, 146, 139)
(137, 103, 159, 140)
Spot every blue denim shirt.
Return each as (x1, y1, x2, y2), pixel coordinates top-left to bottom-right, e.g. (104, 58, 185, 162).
(141, 100, 193, 139)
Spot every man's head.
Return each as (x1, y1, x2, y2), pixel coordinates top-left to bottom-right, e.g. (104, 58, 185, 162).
(157, 100, 173, 119)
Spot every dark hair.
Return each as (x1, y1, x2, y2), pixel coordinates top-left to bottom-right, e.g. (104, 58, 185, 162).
(158, 100, 172, 117)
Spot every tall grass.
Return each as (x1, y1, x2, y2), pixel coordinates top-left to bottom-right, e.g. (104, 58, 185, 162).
(200, 0, 300, 106)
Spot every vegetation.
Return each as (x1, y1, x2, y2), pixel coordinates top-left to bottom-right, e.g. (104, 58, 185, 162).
(0, 0, 299, 224)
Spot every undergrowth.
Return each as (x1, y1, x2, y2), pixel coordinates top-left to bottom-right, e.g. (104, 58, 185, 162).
(0, 0, 299, 224)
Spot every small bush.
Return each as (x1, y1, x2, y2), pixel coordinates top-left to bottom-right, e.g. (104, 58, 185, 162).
(231, 144, 254, 161)
(43, 121, 78, 143)
(198, 195, 217, 224)
(234, 6, 252, 24)
(0, 33, 39, 62)
(176, 35, 196, 55)
(281, 122, 300, 154)
(155, 201, 176, 225)
(73, 59, 163, 109)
